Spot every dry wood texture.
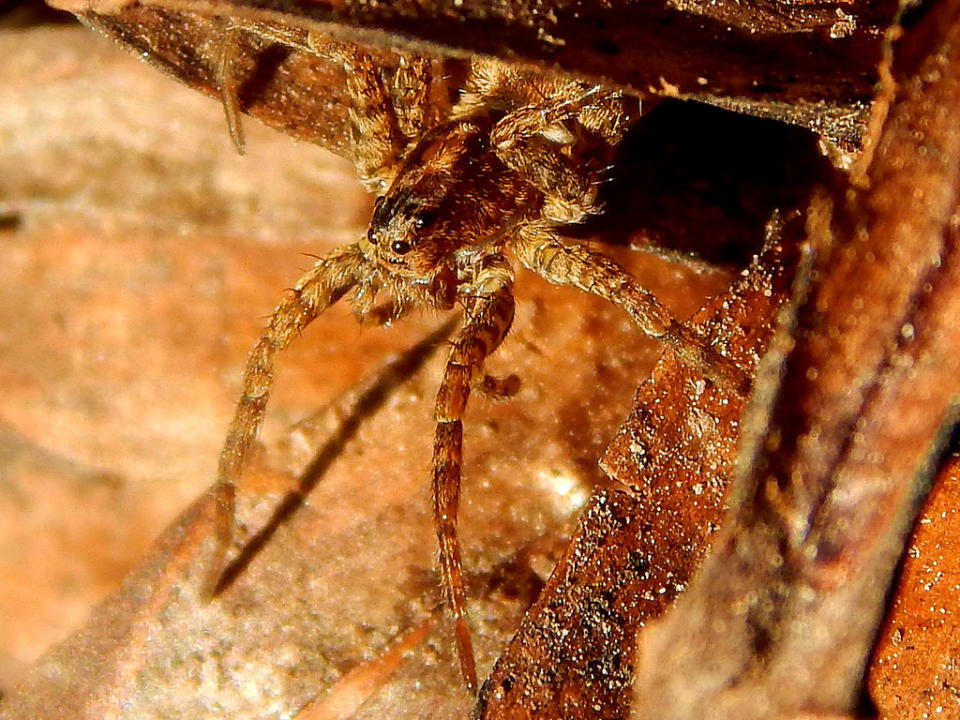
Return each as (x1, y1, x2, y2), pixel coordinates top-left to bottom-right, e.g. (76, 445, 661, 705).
(627, 0, 960, 717)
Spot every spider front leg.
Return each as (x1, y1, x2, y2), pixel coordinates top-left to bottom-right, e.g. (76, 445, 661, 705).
(433, 257, 515, 692)
(216, 21, 319, 154)
(303, 35, 432, 192)
(514, 224, 750, 393)
(216, 26, 431, 191)
(217, 25, 247, 154)
(206, 245, 365, 595)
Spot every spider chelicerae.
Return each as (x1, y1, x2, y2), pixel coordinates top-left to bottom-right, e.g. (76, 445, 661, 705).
(210, 25, 748, 691)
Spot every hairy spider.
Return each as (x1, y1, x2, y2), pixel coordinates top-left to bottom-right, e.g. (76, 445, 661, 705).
(211, 29, 748, 692)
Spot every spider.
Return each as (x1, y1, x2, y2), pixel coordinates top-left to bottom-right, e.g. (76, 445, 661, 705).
(210, 26, 748, 692)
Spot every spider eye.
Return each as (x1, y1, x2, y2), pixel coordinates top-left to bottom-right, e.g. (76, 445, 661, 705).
(391, 239, 411, 255)
(414, 210, 438, 231)
(367, 227, 379, 245)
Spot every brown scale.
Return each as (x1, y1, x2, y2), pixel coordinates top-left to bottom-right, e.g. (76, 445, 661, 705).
(211, 26, 749, 693)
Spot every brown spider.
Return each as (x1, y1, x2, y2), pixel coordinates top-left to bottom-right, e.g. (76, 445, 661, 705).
(211, 28, 748, 692)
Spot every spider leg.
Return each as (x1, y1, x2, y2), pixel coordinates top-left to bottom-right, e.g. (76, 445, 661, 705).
(389, 54, 434, 143)
(215, 20, 316, 155)
(217, 25, 246, 155)
(488, 90, 636, 223)
(304, 36, 432, 192)
(215, 26, 429, 192)
(433, 256, 515, 692)
(493, 128, 597, 223)
(460, 59, 638, 223)
(464, 57, 635, 146)
(514, 223, 750, 393)
(207, 245, 366, 596)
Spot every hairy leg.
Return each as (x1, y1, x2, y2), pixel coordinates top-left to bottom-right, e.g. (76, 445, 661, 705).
(514, 224, 750, 392)
(215, 25, 430, 191)
(464, 57, 636, 145)
(215, 20, 319, 154)
(304, 37, 408, 191)
(433, 256, 515, 691)
(302, 36, 438, 192)
(492, 92, 636, 221)
(208, 245, 366, 594)
(389, 54, 434, 143)
(459, 57, 637, 222)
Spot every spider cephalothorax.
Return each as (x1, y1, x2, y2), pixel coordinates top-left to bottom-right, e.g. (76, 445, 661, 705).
(364, 117, 537, 282)
(211, 29, 748, 692)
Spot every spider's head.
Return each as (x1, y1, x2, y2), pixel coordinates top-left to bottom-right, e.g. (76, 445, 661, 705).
(364, 124, 482, 279)
(365, 186, 449, 279)
(363, 119, 526, 281)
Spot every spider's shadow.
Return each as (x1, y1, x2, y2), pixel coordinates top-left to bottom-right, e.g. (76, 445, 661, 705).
(580, 99, 838, 265)
(214, 317, 459, 593)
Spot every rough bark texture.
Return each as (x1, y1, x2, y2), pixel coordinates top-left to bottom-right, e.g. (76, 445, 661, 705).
(628, 0, 960, 717)
(67, 0, 884, 151)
